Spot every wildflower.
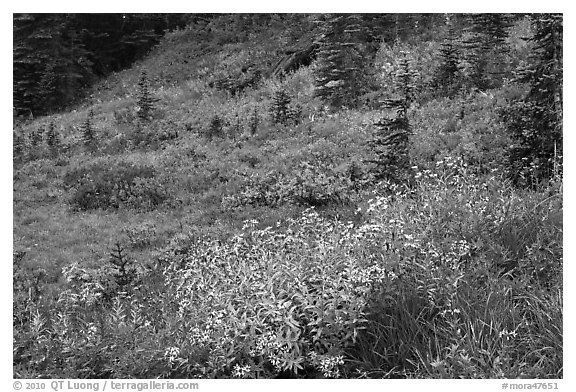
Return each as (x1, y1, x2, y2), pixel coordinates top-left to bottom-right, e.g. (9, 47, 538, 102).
(318, 355, 345, 378)
(232, 363, 252, 378)
(86, 323, 98, 343)
(164, 346, 180, 364)
(499, 329, 518, 340)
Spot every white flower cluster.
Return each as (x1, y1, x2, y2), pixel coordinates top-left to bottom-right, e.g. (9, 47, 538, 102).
(232, 363, 252, 378)
(85, 322, 99, 343)
(254, 331, 281, 354)
(439, 308, 461, 318)
(318, 355, 345, 378)
(251, 331, 290, 371)
(499, 328, 518, 340)
(454, 239, 471, 257)
(189, 326, 212, 345)
(366, 196, 390, 213)
(164, 346, 180, 364)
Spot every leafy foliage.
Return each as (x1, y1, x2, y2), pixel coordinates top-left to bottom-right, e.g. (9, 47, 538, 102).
(63, 160, 168, 211)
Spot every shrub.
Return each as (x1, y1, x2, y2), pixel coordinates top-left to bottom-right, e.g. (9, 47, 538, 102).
(63, 160, 168, 211)
(410, 93, 510, 172)
(158, 211, 392, 378)
(222, 158, 369, 210)
(129, 119, 180, 149)
(205, 115, 224, 140)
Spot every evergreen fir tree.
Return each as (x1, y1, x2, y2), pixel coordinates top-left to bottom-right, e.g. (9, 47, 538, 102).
(394, 54, 418, 111)
(207, 115, 224, 140)
(367, 115, 412, 185)
(270, 88, 292, 125)
(288, 103, 303, 125)
(367, 56, 416, 186)
(28, 127, 43, 148)
(82, 109, 97, 150)
(433, 26, 462, 97)
(13, 131, 25, 159)
(501, 14, 562, 187)
(45, 121, 60, 155)
(231, 114, 242, 138)
(248, 107, 259, 135)
(109, 242, 136, 287)
(136, 70, 158, 121)
(314, 14, 375, 109)
(462, 13, 512, 90)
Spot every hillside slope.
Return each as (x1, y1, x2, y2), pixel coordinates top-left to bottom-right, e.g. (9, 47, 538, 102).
(13, 14, 562, 379)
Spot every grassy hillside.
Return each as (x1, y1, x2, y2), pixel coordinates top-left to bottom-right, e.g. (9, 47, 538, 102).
(13, 15, 562, 379)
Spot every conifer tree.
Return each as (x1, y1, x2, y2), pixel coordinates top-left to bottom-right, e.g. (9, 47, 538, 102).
(28, 127, 43, 148)
(109, 242, 136, 287)
(501, 14, 562, 187)
(270, 88, 292, 125)
(13, 131, 25, 159)
(248, 107, 259, 135)
(136, 71, 157, 121)
(82, 109, 97, 150)
(314, 14, 374, 109)
(433, 26, 462, 97)
(367, 56, 416, 186)
(395, 54, 418, 110)
(207, 115, 224, 140)
(462, 13, 512, 90)
(45, 121, 60, 155)
(231, 114, 242, 138)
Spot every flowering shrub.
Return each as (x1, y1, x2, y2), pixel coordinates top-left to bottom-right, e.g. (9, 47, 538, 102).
(159, 211, 394, 377)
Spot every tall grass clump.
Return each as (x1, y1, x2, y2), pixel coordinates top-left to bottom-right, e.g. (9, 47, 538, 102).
(350, 156, 562, 378)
